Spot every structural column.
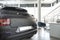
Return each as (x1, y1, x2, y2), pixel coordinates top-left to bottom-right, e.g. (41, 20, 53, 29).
(38, 0, 41, 22)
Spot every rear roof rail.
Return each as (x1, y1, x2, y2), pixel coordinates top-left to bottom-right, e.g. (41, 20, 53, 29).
(1, 7, 27, 12)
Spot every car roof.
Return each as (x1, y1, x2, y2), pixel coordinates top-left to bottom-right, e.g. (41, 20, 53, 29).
(1, 7, 27, 12)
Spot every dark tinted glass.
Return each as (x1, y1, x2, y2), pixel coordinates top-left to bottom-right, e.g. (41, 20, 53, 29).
(20, 4, 34, 7)
(1, 10, 29, 16)
(41, 4, 51, 7)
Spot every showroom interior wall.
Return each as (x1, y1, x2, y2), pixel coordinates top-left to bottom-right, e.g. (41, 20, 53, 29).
(58, 0, 60, 2)
(49, 2, 60, 39)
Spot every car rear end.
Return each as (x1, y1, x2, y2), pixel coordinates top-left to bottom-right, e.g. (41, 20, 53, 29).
(0, 7, 37, 40)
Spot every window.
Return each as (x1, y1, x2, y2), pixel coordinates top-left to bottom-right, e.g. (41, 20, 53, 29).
(20, 4, 34, 7)
(36, 3, 37, 7)
(4, 4, 18, 7)
(41, 4, 51, 7)
(52, 3, 54, 6)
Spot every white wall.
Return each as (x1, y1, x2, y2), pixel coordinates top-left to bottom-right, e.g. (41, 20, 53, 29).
(58, 0, 60, 2)
(21, 7, 38, 20)
(50, 23, 60, 38)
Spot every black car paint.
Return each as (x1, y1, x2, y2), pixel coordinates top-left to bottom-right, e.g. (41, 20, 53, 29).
(0, 7, 37, 40)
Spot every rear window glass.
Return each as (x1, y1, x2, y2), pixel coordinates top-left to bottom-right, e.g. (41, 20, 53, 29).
(1, 10, 29, 16)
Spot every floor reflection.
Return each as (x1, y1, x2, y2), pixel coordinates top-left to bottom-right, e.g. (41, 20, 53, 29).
(22, 28, 50, 40)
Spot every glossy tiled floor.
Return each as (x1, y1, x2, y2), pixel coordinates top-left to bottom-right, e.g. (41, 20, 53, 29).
(22, 28, 60, 40)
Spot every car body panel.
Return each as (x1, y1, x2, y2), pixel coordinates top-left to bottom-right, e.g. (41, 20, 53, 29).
(0, 7, 37, 40)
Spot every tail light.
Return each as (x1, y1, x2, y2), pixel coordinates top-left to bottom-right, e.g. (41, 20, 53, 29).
(0, 19, 10, 26)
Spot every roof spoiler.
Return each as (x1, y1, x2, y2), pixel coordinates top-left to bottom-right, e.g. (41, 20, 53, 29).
(1, 7, 27, 12)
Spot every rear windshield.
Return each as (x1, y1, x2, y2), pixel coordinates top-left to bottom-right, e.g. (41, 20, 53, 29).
(1, 10, 29, 16)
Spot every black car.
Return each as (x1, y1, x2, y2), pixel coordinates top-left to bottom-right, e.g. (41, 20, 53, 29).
(0, 7, 37, 40)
